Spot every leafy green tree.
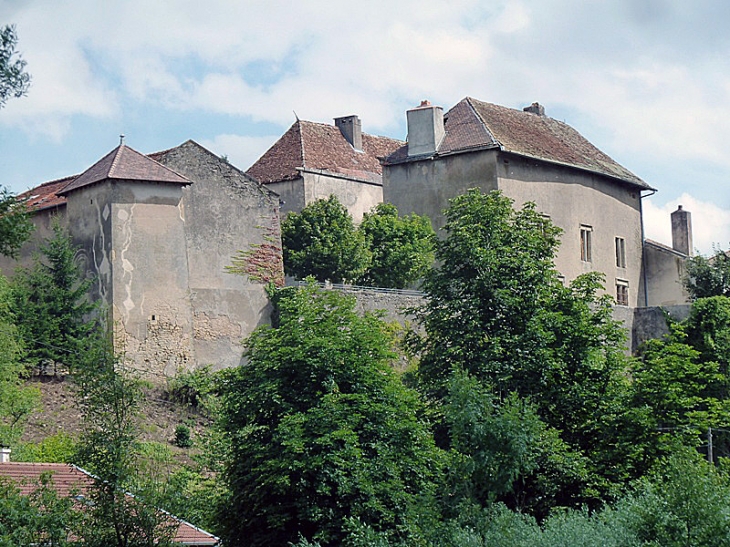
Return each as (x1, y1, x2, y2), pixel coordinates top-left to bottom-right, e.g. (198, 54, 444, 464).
(618, 447, 730, 547)
(413, 189, 636, 513)
(0, 186, 34, 259)
(0, 274, 39, 447)
(73, 338, 177, 547)
(684, 246, 730, 300)
(281, 195, 371, 282)
(0, 473, 77, 546)
(357, 203, 435, 288)
(218, 282, 444, 546)
(13, 222, 96, 373)
(0, 24, 30, 109)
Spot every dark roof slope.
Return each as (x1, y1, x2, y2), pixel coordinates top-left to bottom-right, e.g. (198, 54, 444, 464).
(59, 144, 191, 196)
(0, 462, 219, 545)
(386, 97, 652, 190)
(247, 120, 403, 184)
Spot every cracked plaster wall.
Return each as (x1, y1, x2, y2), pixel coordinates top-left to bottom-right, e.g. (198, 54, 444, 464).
(155, 142, 281, 371)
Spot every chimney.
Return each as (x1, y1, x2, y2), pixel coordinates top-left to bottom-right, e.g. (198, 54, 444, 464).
(0, 447, 10, 463)
(671, 205, 693, 256)
(523, 102, 545, 116)
(334, 115, 362, 151)
(407, 100, 445, 157)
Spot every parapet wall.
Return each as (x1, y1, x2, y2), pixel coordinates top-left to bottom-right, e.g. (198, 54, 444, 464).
(316, 283, 689, 355)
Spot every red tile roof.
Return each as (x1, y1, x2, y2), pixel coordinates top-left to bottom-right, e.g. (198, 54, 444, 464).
(20, 175, 76, 212)
(0, 462, 219, 545)
(58, 144, 191, 196)
(246, 120, 403, 184)
(385, 97, 652, 190)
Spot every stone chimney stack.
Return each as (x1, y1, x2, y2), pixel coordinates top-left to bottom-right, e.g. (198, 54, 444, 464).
(407, 100, 445, 157)
(671, 205, 693, 256)
(334, 115, 362, 151)
(0, 447, 10, 463)
(523, 102, 545, 116)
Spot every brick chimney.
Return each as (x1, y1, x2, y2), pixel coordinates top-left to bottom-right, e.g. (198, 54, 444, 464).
(523, 102, 545, 116)
(407, 100, 445, 157)
(671, 205, 693, 256)
(334, 115, 362, 151)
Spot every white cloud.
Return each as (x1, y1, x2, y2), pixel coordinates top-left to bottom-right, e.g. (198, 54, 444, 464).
(643, 194, 730, 256)
(198, 134, 280, 172)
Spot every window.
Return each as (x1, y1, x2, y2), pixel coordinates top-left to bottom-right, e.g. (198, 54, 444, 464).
(580, 225, 592, 262)
(616, 279, 629, 306)
(615, 237, 626, 268)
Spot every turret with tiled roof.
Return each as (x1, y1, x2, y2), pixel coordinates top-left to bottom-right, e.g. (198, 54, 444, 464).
(58, 144, 191, 196)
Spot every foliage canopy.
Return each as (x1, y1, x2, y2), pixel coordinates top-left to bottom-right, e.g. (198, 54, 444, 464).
(218, 282, 444, 546)
(0, 24, 30, 109)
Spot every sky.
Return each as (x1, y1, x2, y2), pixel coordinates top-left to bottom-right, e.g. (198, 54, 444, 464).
(1, 0, 729, 255)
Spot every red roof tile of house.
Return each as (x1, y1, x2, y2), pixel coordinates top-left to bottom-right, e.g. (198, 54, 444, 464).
(246, 119, 403, 184)
(385, 97, 652, 190)
(20, 175, 76, 212)
(0, 462, 219, 545)
(58, 144, 191, 196)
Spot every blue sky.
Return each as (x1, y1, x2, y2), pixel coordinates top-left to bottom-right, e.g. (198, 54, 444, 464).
(1, 0, 729, 254)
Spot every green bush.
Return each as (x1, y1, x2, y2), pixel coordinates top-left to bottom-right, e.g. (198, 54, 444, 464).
(174, 425, 192, 448)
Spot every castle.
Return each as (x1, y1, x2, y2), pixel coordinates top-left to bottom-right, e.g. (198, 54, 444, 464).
(1, 97, 692, 376)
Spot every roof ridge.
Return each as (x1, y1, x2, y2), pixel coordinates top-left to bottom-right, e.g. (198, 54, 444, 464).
(465, 97, 499, 148)
(297, 120, 307, 168)
(108, 145, 124, 178)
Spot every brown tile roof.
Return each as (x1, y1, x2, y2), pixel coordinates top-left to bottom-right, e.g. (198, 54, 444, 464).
(19, 175, 76, 212)
(0, 462, 219, 545)
(385, 97, 652, 190)
(246, 120, 403, 184)
(58, 144, 191, 196)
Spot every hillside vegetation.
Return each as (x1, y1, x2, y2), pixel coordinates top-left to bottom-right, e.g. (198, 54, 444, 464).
(3, 190, 730, 546)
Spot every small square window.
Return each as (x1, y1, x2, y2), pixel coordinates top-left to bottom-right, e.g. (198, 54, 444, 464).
(616, 280, 629, 306)
(615, 237, 626, 268)
(580, 225, 592, 262)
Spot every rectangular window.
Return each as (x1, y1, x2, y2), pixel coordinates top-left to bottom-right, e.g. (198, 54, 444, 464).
(580, 225, 592, 262)
(616, 279, 629, 306)
(615, 237, 626, 268)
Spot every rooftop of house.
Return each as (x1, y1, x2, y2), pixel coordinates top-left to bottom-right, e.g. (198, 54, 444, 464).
(16, 141, 222, 212)
(246, 118, 404, 185)
(0, 461, 219, 545)
(58, 144, 192, 196)
(385, 97, 652, 190)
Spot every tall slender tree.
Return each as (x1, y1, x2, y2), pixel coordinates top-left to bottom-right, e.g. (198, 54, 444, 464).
(13, 222, 96, 373)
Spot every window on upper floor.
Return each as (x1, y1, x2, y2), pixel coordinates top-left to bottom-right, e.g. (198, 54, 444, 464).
(615, 237, 626, 268)
(616, 279, 629, 306)
(580, 225, 592, 262)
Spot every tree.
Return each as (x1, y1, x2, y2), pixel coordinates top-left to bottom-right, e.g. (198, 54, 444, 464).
(13, 222, 96, 373)
(218, 282, 444, 546)
(73, 337, 177, 547)
(281, 196, 370, 283)
(413, 189, 636, 513)
(0, 24, 30, 109)
(684, 246, 730, 300)
(0, 473, 77, 546)
(0, 186, 34, 259)
(0, 274, 39, 447)
(357, 203, 435, 289)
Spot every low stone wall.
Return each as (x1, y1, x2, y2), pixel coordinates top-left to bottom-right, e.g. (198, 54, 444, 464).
(301, 281, 690, 356)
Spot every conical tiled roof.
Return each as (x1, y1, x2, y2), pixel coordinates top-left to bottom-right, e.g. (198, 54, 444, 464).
(58, 144, 191, 196)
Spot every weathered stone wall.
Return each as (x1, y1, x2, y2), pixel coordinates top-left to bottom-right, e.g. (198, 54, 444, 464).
(155, 141, 282, 372)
